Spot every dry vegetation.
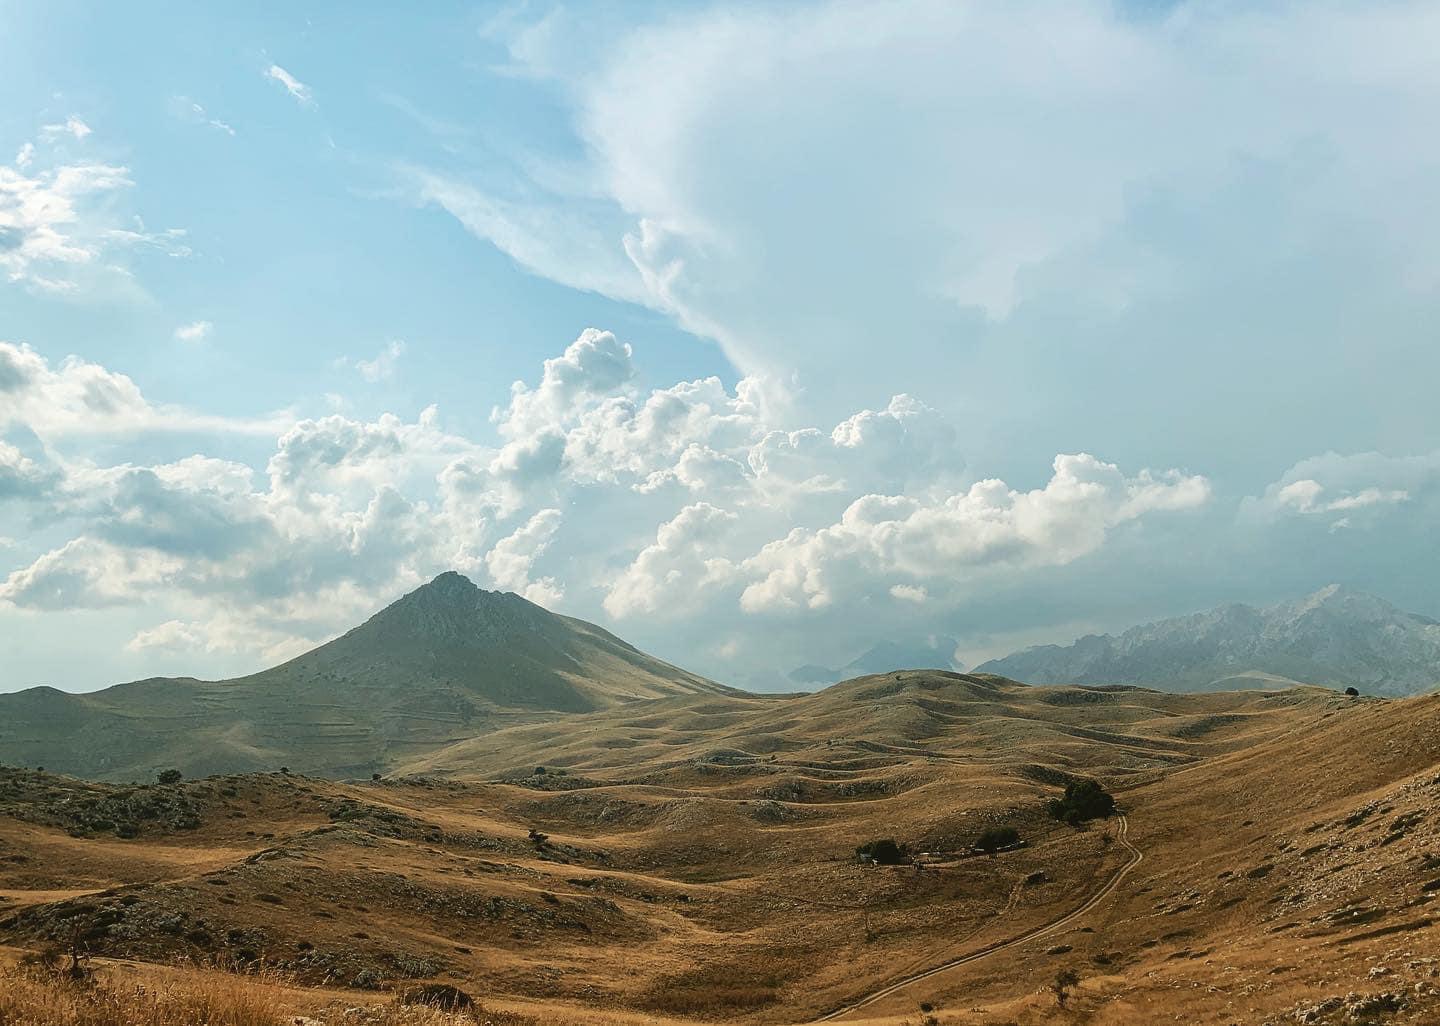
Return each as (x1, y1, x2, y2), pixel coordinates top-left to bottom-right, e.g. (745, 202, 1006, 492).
(0, 961, 548, 1026)
(4, 671, 1440, 1026)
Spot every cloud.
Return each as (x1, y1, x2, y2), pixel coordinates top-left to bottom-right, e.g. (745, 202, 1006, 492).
(604, 503, 738, 619)
(0, 440, 60, 501)
(174, 320, 212, 342)
(428, 0, 1440, 495)
(40, 116, 91, 141)
(739, 454, 1210, 613)
(0, 341, 284, 439)
(0, 331, 1231, 689)
(0, 132, 186, 295)
(485, 508, 564, 605)
(407, 169, 648, 306)
(172, 97, 236, 136)
(1243, 451, 1440, 529)
(265, 65, 314, 107)
(354, 339, 406, 382)
(1, 537, 181, 611)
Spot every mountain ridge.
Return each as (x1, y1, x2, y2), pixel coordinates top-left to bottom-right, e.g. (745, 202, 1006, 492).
(976, 584, 1440, 695)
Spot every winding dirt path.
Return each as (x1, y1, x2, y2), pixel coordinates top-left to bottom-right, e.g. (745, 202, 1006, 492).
(815, 815, 1143, 1021)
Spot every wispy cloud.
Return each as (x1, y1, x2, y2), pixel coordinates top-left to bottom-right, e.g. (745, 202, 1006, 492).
(40, 116, 92, 141)
(353, 340, 406, 382)
(265, 64, 313, 107)
(173, 97, 235, 136)
(0, 142, 188, 295)
(174, 320, 213, 342)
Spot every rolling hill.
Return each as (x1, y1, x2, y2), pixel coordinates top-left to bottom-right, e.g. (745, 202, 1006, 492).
(977, 584, 1440, 695)
(4, 673, 1438, 1025)
(0, 571, 730, 781)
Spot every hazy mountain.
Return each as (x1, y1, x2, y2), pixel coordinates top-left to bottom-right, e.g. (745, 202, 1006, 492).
(789, 636, 962, 686)
(976, 585, 1440, 695)
(0, 571, 730, 781)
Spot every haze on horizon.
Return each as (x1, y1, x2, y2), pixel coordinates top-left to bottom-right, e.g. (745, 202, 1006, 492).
(2, 0, 1438, 695)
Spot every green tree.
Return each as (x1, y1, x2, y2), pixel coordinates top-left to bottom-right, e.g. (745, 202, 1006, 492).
(974, 826, 1021, 853)
(1049, 779, 1115, 825)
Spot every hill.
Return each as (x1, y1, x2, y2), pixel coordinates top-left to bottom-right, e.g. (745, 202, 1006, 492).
(4, 673, 1438, 1025)
(0, 571, 729, 782)
(976, 584, 1440, 695)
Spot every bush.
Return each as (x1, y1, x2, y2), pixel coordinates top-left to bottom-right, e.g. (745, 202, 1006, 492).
(975, 826, 1021, 853)
(156, 769, 183, 785)
(855, 838, 909, 865)
(1344, 686, 1360, 697)
(1049, 779, 1116, 825)
(1052, 967, 1080, 1007)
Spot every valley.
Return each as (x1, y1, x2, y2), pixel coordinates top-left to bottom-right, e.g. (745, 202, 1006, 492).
(5, 671, 1439, 1025)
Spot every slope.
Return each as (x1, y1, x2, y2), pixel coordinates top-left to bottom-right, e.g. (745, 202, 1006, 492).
(9, 672, 1435, 1025)
(0, 571, 730, 782)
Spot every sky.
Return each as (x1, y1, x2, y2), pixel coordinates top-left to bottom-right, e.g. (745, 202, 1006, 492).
(2, 0, 1438, 694)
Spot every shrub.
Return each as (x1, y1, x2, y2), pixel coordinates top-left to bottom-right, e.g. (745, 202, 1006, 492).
(157, 769, 183, 785)
(1344, 686, 1360, 696)
(855, 838, 909, 865)
(975, 826, 1021, 853)
(1049, 779, 1116, 825)
(1052, 967, 1080, 1007)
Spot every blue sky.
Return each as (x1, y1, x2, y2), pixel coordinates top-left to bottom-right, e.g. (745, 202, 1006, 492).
(2, 0, 1438, 693)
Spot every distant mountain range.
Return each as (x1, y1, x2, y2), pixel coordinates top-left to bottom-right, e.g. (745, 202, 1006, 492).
(0, 572, 730, 781)
(790, 637, 962, 686)
(976, 585, 1440, 696)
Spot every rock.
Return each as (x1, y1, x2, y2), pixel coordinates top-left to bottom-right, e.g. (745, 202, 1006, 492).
(1343, 991, 1406, 1021)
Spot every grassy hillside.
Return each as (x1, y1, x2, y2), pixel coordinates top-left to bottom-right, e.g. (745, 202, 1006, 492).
(7, 673, 1435, 1024)
(0, 572, 731, 782)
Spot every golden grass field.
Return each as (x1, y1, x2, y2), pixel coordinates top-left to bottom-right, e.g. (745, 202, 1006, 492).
(4, 672, 1440, 1025)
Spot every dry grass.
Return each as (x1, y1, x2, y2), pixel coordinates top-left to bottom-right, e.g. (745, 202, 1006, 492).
(0, 964, 542, 1026)
(639, 961, 793, 1017)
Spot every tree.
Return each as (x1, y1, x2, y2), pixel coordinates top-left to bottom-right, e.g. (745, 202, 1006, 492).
(1344, 686, 1360, 697)
(855, 839, 909, 865)
(1049, 779, 1116, 825)
(156, 769, 183, 785)
(974, 826, 1021, 853)
(1052, 967, 1080, 1007)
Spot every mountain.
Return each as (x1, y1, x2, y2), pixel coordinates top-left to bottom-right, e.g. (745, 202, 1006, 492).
(789, 636, 962, 686)
(0, 571, 730, 781)
(976, 584, 1440, 695)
